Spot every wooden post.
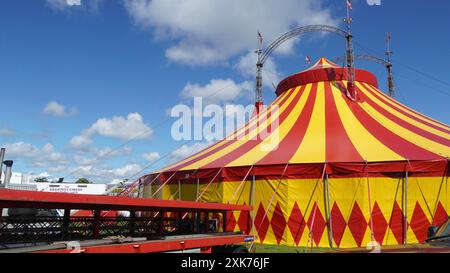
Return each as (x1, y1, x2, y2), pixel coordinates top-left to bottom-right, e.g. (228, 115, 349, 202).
(222, 211, 227, 233)
(203, 212, 208, 233)
(129, 211, 136, 237)
(63, 209, 71, 239)
(93, 210, 101, 239)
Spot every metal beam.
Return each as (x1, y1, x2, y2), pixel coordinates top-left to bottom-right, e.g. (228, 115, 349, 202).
(334, 54, 395, 97)
(256, 25, 348, 104)
(0, 189, 252, 213)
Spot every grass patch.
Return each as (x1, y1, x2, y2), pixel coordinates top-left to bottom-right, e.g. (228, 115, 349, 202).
(250, 243, 333, 253)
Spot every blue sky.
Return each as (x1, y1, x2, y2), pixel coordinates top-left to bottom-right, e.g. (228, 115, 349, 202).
(0, 0, 449, 183)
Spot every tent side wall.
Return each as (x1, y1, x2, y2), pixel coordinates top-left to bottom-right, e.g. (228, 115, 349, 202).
(143, 173, 449, 248)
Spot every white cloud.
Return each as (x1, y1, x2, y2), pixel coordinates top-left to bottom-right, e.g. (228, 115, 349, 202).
(69, 163, 144, 181)
(46, 0, 103, 11)
(85, 113, 153, 140)
(67, 0, 82, 6)
(112, 164, 142, 177)
(43, 101, 77, 118)
(74, 155, 96, 166)
(73, 146, 133, 165)
(46, 0, 80, 10)
(2, 139, 139, 181)
(171, 142, 210, 161)
(65, 163, 143, 182)
(124, 0, 336, 65)
(93, 146, 133, 158)
(0, 127, 15, 137)
(70, 113, 153, 150)
(69, 135, 93, 149)
(181, 79, 252, 104)
(4, 142, 39, 156)
(235, 51, 281, 87)
(142, 152, 160, 163)
(3, 142, 68, 167)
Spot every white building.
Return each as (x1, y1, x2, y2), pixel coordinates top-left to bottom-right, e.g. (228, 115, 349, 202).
(1, 172, 107, 195)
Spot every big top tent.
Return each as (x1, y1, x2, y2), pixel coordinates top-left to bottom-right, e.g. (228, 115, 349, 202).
(141, 57, 449, 248)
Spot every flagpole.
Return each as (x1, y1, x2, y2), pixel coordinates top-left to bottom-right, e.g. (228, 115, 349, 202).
(344, 0, 356, 100)
(346, 1, 350, 32)
(255, 31, 264, 113)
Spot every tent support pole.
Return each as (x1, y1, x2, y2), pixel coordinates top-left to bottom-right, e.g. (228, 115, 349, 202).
(404, 170, 409, 245)
(196, 178, 200, 202)
(324, 173, 334, 248)
(178, 179, 181, 200)
(251, 175, 256, 247)
(366, 164, 375, 244)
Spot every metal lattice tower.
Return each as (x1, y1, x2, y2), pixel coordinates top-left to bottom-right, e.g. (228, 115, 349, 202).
(344, 1, 356, 100)
(385, 32, 395, 97)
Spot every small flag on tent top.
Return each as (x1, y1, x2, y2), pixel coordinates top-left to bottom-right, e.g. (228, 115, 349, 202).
(305, 56, 312, 64)
(257, 31, 263, 45)
(347, 0, 353, 11)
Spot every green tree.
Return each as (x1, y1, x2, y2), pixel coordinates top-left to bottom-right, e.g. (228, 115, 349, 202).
(34, 177, 48, 183)
(75, 178, 90, 184)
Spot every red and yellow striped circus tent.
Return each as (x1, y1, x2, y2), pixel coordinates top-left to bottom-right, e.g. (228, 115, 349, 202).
(141, 57, 450, 248)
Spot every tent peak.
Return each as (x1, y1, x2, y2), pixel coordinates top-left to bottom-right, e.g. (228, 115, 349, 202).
(275, 57, 378, 97)
(305, 57, 340, 71)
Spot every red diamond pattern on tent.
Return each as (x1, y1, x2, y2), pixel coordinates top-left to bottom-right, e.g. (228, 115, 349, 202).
(287, 202, 306, 246)
(270, 202, 287, 245)
(347, 202, 367, 247)
(331, 202, 346, 247)
(389, 201, 404, 244)
(225, 211, 237, 232)
(433, 202, 448, 226)
(307, 202, 326, 246)
(237, 202, 251, 233)
(254, 203, 270, 243)
(410, 202, 431, 243)
(371, 202, 388, 245)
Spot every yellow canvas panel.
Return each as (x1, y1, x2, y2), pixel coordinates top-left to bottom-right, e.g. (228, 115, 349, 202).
(227, 84, 312, 167)
(407, 176, 444, 221)
(161, 184, 178, 200)
(178, 184, 198, 201)
(358, 83, 450, 139)
(329, 177, 367, 248)
(368, 177, 404, 246)
(363, 84, 450, 132)
(198, 182, 223, 203)
(143, 184, 164, 199)
(222, 180, 252, 205)
(445, 176, 449, 213)
(339, 229, 357, 248)
(405, 177, 447, 243)
(253, 178, 289, 245)
(290, 82, 326, 163)
(287, 178, 326, 247)
(331, 82, 404, 162)
(359, 100, 450, 157)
